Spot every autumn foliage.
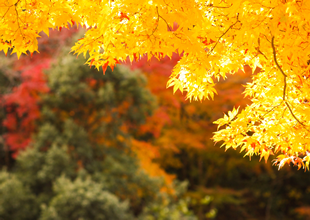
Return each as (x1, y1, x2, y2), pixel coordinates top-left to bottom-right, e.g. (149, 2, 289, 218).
(3, 26, 310, 218)
(2, 0, 310, 169)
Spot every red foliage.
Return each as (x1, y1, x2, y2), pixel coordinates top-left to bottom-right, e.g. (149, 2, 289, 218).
(3, 60, 50, 156)
(2, 28, 79, 157)
(127, 53, 184, 137)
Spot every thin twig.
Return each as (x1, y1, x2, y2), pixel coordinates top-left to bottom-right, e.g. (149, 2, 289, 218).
(14, 0, 25, 40)
(271, 36, 287, 100)
(205, 3, 232, 8)
(262, 101, 283, 118)
(285, 101, 309, 131)
(150, 6, 160, 36)
(257, 38, 268, 60)
(157, 12, 182, 40)
(208, 19, 239, 56)
(271, 36, 308, 130)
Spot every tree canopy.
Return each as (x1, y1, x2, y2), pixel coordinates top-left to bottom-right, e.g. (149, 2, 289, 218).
(1, 0, 310, 169)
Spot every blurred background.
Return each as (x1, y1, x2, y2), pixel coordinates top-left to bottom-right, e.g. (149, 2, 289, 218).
(1, 28, 310, 220)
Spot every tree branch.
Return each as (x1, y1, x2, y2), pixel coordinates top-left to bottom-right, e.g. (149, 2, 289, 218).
(285, 101, 308, 131)
(271, 36, 308, 130)
(271, 36, 287, 100)
(208, 19, 239, 56)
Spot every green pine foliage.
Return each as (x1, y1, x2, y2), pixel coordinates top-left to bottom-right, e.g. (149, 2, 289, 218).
(40, 175, 131, 220)
(0, 171, 38, 220)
